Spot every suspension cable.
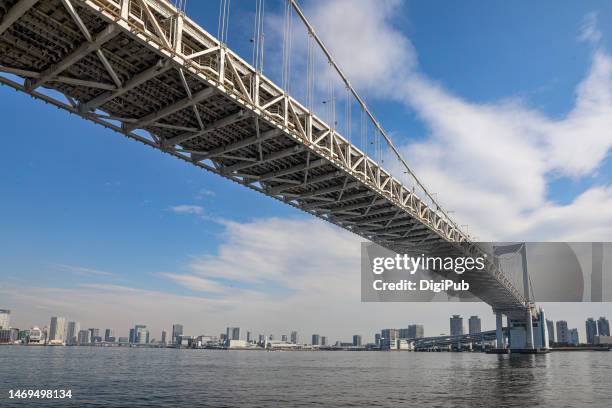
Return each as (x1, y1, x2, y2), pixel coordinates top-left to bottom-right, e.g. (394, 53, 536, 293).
(288, 0, 465, 237)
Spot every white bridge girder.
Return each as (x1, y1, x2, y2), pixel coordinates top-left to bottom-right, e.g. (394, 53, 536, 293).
(0, 0, 529, 312)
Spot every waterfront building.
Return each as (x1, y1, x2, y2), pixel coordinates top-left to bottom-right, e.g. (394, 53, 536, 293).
(172, 324, 183, 345)
(598, 317, 610, 336)
(19, 329, 30, 342)
(556, 321, 569, 344)
(161, 330, 167, 344)
(450, 315, 463, 336)
(49, 316, 67, 344)
(226, 327, 240, 343)
(0, 309, 10, 329)
(89, 328, 100, 343)
(28, 327, 44, 344)
(117, 337, 129, 344)
(381, 329, 399, 349)
(66, 321, 80, 345)
(281, 334, 288, 342)
(468, 316, 481, 334)
(398, 324, 424, 339)
(129, 328, 135, 343)
(104, 329, 114, 342)
(569, 328, 579, 345)
(321, 336, 327, 346)
(258, 334, 265, 344)
(586, 318, 598, 344)
(290, 331, 298, 344)
(353, 335, 362, 346)
(594, 335, 612, 345)
(375, 333, 381, 347)
(246, 331, 252, 342)
(134, 325, 148, 344)
(77, 329, 91, 344)
(312, 334, 320, 345)
(546, 319, 555, 345)
(0, 328, 19, 343)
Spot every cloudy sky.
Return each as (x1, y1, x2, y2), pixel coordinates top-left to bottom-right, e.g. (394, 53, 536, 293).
(1, 0, 611, 343)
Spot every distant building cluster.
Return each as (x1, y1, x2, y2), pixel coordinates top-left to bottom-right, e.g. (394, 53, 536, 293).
(1, 307, 610, 351)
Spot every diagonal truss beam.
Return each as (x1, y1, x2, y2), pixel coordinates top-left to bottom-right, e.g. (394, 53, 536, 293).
(190, 128, 283, 162)
(222, 145, 304, 174)
(27, 24, 119, 90)
(268, 170, 342, 195)
(257, 158, 327, 183)
(163, 110, 249, 147)
(79, 60, 170, 112)
(0, 0, 39, 36)
(128, 86, 216, 131)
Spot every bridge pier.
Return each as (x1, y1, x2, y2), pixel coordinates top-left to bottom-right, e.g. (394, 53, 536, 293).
(495, 311, 504, 349)
(525, 308, 535, 349)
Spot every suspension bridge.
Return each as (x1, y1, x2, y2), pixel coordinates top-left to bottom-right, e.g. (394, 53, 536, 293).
(0, 0, 548, 351)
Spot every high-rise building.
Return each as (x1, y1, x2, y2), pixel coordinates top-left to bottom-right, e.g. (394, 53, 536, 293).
(0, 309, 10, 329)
(353, 335, 362, 346)
(129, 328, 135, 344)
(321, 336, 327, 346)
(546, 319, 555, 345)
(398, 325, 424, 339)
(161, 330, 167, 344)
(66, 321, 80, 345)
(134, 325, 148, 344)
(49, 317, 67, 343)
(246, 331, 252, 342)
(281, 334, 288, 342)
(586, 318, 598, 344)
(450, 315, 463, 336)
(381, 328, 399, 349)
(77, 329, 91, 344)
(104, 329, 114, 342)
(375, 333, 381, 347)
(172, 324, 183, 345)
(290, 331, 298, 344)
(556, 321, 569, 344)
(258, 334, 265, 344)
(569, 328, 579, 345)
(468, 316, 481, 334)
(598, 317, 610, 336)
(89, 328, 100, 343)
(226, 327, 240, 343)
(312, 334, 320, 345)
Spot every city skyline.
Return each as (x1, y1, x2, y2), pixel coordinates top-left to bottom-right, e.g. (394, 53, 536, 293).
(2, 308, 609, 347)
(2, 0, 612, 340)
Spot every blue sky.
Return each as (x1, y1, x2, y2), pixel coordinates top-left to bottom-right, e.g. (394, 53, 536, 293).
(1, 0, 611, 341)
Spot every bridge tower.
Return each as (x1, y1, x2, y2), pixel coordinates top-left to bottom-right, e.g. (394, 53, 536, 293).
(492, 244, 550, 353)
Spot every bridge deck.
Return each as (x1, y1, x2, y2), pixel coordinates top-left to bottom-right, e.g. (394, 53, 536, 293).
(0, 0, 527, 311)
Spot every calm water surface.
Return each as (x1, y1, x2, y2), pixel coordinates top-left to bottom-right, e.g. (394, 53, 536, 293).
(1, 347, 611, 407)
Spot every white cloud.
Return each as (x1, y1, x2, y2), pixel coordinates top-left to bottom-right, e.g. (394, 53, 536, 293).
(168, 204, 205, 216)
(298, 1, 612, 241)
(579, 12, 602, 44)
(52, 263, 117, 277)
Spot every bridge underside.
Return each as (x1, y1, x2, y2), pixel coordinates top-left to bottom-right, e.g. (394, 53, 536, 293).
(0, 0, 527, 312)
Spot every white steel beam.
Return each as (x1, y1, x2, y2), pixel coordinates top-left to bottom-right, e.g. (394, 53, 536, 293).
(223, 145, 304, 174)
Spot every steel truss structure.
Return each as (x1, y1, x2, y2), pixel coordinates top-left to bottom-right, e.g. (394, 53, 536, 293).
(0, 0, 529, 312)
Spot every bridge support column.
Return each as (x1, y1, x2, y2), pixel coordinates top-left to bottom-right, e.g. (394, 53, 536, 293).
(525, 309, 535, 349)
(495, 311, 504, 349)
